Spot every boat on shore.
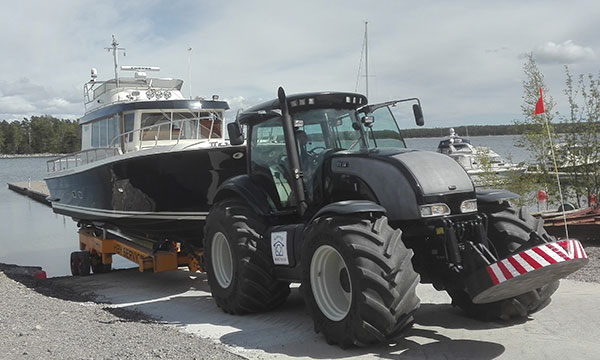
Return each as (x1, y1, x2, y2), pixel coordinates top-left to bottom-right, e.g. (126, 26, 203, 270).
(437, 128, 524, 181)
(44, 37, 246, 245)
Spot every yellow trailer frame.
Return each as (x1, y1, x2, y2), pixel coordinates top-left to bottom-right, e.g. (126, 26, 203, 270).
(77, 228, 203, 274)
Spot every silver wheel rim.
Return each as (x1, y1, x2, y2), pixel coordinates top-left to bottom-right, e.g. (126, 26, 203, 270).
(310, 245, 352, 321)
(211, 232, 233, 288)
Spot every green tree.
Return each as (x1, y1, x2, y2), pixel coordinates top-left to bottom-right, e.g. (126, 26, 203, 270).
(560, 68, 600, 207)
(514, 53, 559, 205)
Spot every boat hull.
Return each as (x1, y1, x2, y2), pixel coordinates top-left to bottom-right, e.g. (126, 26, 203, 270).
(45, 145, 247, 245)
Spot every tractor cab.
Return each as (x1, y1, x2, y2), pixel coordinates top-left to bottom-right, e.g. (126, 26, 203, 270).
(230, 89, 423, 215)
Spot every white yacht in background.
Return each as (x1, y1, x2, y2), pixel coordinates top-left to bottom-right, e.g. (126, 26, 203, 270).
(437, 128, 524, 180)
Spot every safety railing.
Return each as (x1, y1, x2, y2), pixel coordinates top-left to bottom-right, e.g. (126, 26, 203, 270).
(109, 115, 222, 152)
(47, 148, 121, 173)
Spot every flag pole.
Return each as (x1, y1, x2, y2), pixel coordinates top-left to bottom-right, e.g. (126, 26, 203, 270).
(537, 88, 569, 240)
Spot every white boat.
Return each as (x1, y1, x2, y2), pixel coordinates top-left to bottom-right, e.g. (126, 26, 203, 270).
(44, 36, 246, 245)
(437, 128, 524, 179)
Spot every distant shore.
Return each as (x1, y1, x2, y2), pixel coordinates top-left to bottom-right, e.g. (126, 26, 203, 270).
(0, 153, 60, 159)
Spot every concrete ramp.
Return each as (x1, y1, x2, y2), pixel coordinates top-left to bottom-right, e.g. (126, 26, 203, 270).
(52, 269, 600, 359)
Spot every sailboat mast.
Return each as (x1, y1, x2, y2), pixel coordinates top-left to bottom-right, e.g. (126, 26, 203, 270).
(364, 21, 369, 98)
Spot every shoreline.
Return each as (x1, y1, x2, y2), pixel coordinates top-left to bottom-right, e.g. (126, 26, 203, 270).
(0, 153, 61, 159)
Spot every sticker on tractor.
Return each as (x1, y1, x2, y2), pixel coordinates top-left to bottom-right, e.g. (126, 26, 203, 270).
(271, 231, 289, 265)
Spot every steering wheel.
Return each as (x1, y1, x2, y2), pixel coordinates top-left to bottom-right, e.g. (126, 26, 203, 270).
(307, 146, 327, 156)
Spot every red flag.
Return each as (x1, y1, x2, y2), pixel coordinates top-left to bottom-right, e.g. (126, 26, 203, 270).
(534, 88, 545, 115)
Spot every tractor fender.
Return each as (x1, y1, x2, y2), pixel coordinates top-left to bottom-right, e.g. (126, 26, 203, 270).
(211, 175, 272, 216)
(309, 200, 386, 224)
(476, 189, 520, 205)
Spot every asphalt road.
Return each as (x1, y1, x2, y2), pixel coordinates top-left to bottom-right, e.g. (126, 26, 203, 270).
(51, 268, 600, 359)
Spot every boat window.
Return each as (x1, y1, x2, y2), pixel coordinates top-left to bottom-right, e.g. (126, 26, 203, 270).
(107, 115, 119, 146)
(124, 113, 134, 142)
(91, 121, 100, 148)
(141, 112, 172, 140)
(81, 124, 91, 150)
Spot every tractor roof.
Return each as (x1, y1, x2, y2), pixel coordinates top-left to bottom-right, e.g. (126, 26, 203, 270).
(238, 91, 368, 125)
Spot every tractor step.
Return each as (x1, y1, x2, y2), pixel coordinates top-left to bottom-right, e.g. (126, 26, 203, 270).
(467, 239, 589, 304)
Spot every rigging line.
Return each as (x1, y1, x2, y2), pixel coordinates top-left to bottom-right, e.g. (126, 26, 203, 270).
(543, 112, 570, 240)
(354, 29, 366, 93)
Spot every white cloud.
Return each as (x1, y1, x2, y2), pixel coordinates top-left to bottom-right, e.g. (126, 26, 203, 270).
(0, 96, 35, 114)
(1, 1, 600, 127)
(534, 40, 597, 64)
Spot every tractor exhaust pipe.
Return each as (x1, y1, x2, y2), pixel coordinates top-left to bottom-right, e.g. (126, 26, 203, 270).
(278, 86, 307, 216)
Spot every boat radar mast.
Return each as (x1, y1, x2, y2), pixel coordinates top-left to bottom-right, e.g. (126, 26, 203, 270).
(105, 35, 126, 87)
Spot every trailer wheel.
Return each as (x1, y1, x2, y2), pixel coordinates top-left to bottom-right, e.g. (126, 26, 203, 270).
(204, 199, 290, 314)
(70, 251, 90, 276)
(302, 214, 420, 348)
(449, 206, 560, 320)
(91, 254, 111, 274)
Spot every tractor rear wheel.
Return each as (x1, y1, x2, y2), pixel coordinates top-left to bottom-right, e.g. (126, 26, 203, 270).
(204, 199, 290, 314)
(449, 206, 560, 320)
(302, 214, 420, 348)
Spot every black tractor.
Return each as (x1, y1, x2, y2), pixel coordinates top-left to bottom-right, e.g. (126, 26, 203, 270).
(203, 87, 587, 347)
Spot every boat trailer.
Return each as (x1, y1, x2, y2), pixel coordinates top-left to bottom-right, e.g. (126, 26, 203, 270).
(70, 226, 203, 276)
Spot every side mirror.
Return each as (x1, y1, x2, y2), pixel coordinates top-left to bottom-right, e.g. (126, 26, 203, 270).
(361, 115, 374, 127)
(227, 122, 244, 145)
(413, 104, 424, 127)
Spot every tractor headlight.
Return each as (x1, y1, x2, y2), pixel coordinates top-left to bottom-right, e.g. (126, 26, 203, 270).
(460, 199, 478, 213)
(420, 203, 451, 218)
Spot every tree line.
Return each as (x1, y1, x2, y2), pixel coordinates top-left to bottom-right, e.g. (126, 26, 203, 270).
(0, 116, 80, 155)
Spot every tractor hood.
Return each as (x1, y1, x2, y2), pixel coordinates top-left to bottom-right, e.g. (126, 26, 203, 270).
(329, 148, 475, 221)
(390, 149, 474, 195)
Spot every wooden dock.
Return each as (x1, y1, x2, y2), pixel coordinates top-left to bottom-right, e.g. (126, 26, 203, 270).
(7, 181, 51, 206)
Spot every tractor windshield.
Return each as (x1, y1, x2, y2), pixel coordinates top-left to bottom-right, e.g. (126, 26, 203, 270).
(292, 106, 407, 152)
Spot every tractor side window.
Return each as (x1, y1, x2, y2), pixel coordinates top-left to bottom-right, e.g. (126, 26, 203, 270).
(250, 118, 294, 209)
(333, 114, 362, 150)
(368, 106, 406, 148)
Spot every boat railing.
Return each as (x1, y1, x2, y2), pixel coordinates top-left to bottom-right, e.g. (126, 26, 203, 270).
(47, 147, 121, 173)
(47, 115, 222, 173)
(109, 114, 222, 152)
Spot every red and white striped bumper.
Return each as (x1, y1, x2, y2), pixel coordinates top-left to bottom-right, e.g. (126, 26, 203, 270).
(467, 239, 589, 304)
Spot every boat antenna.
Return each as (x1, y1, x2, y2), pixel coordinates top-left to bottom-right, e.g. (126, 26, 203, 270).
(105, 35, 126, 88)
(187, 46, 193, 99)
(364, 21, 369, 98)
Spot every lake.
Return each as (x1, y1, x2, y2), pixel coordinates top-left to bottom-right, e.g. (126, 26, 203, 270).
(0, 157, 130, 277)
(0, 135, 529, 277)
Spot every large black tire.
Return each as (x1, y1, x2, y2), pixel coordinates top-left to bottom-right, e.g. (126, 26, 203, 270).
(449, 206, 560, 321)
(70, 251, 90, 276)
(204, 199, 290, 314)
(302, 214, 420, 348)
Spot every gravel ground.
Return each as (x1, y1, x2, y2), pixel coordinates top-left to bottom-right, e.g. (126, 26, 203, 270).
(566, 240, 600, 283)
(0, 265, 242, 360)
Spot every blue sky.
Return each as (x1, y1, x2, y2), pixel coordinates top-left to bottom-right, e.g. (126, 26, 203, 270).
(1, 1, 600, 128)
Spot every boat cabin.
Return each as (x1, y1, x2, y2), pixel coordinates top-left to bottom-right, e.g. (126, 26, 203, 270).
(48, 67, 229, 173)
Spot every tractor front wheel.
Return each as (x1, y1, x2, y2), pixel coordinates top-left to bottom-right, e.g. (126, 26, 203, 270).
(302, 214, 420, 348)
(449, 206, 560, 320)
